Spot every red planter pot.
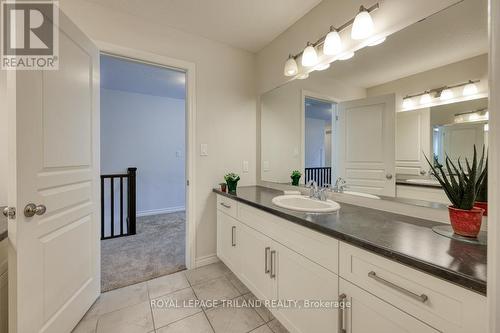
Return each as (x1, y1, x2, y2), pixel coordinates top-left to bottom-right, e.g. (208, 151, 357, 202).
(448, 206, 484, 238)
(474, 201, 488, 217)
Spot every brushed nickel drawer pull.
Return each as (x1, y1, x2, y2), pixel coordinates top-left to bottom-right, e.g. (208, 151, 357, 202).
(270, 250, 277, 279)
(368, 271, 428, 303)
(265, 247, 271, 274)
(338, 293, 347, 333)
(231, 226, 236, 247)
(220, 202, 231, 209)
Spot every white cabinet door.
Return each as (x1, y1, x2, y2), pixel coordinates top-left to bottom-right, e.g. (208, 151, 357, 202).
(275, 243, 339, 333)
(238, 223, 276, 301)
(339, 279, 439, 333)
(6, 11, 100, 333)
(337, 94, 396, 196)
(216, 211, 241, 273)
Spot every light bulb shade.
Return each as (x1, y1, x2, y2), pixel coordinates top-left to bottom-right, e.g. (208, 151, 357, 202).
(419, 93, 432, 104)
(440, 88, 454, 100)
(301, 44, 318, 67)
(314, 63, 330, 71)
(463, 82, 478, 96)
(323, 30, 342, 55)
(296, 73, 309, 80)
(338, 51, 354, 60)
(367, 36, 386, 46)
(284, 57, 298, 76)
(402, 98, 414, 109)
(352, 9, 374, 40)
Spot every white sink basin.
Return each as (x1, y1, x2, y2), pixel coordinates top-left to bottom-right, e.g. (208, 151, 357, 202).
(342, 191, 380, 199)
(272, 195, 340, 213)
(406, 179, 440, 186)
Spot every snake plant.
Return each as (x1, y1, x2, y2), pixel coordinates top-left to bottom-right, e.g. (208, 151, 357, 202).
(425, 146, 487, 210)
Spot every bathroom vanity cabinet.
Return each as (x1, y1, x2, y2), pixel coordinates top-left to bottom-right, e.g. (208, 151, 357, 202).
(215, 192, 486, 333)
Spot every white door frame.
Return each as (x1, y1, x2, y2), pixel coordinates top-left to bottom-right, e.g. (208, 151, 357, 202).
(96, 42, 197, 269)
(488, 0, 499, 330)
(301, 90, 339, 180)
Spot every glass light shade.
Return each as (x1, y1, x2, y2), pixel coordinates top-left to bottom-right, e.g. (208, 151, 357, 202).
(284, 56, 298, 76)
(463, 82, 478, 96)
(296, 73, 309, 80)
(440, 88, 454, 100)
(368, 36, 386, 46)
(323, 30, 342, 55)
(352, 9, 374, 40)
(402, 98, 414, 109)
(419, 93, 432, 104)
(314, 63, 330, 71)
(338, 51, 354, 60)
(301, 44, 318, 67)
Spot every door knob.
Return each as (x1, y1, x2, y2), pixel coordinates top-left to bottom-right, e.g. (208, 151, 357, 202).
(385, 173, 393, 180)
(24, 203, 47, 217)
(2, 207, 16, 219)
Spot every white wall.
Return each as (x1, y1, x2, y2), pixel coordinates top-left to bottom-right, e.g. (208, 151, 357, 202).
(101, 89, 185, 215)
(60, 1, 257, 263)
(305, 117, 326, 167)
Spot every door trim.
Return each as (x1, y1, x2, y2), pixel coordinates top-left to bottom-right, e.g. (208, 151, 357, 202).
(96, 42, 197, 269)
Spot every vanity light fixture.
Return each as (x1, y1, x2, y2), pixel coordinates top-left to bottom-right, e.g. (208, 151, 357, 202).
(296, 73, 309, 80)
(283, 3, 379, 77)
(352, 6, 375, 40)
(284, 54, 298, 76)
(402, 96, 414, 109)
(439, 88, 454, 101)
(323, 27, 343, 55)
(314, 63, 331, 71)
(301, 42, 318, 67)
(463, 80, 479, 96)
(419, 92, 432, 104)
(338, 51, 355, 60)
(454, 108, 488, 124)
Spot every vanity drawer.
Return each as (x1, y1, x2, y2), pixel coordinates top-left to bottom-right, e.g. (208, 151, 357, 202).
(216, 195, 237, 219)
(339, 242, 486, 333)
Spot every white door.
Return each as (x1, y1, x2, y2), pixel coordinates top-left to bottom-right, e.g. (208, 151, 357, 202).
(238, 223, 276, 301)
(340, 279, 439, 333)
(337, 94, 396, 196)
(216, 211, 241, 273)
(6, 12, 100, 333)
(275, 243, 339, 333)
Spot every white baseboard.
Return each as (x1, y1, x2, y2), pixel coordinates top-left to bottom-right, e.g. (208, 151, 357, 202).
(137, 206, 185, 217)
(195, 254, 220, 268)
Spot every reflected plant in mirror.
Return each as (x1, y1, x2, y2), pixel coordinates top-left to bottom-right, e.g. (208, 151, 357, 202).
(290, 170, 302, 186)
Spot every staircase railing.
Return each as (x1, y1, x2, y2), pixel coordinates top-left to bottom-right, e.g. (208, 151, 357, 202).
(304, 167, 332, 188)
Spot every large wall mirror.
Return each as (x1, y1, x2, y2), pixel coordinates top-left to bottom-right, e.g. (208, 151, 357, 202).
(260, 0, 488, 204)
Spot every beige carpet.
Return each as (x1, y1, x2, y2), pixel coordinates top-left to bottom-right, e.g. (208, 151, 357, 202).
(101, 211, 186, 292)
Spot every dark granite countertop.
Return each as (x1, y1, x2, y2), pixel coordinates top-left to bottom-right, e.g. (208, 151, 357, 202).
(0, 212, 7, 242)
(396, 174, 442, 189)
(213, 186, 486, 295)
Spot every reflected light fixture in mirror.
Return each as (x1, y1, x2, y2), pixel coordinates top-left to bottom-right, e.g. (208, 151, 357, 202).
(352, 6, 375, 40)
(484, 124, 489, 132)
(323, 27, 342, 55)
(284, 55, 298, 77)
(402, 97, 414, 109)
(338, 51, 355, 60)
(420, 92, 432, 104)
(440, 88, 454, 100)
(296, 73, 309, 80)
(302, 42, 318, 67)
(463, 80, 479, 95)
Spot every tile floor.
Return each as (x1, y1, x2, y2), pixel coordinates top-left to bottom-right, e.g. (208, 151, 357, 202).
(73, 262, 289, 333)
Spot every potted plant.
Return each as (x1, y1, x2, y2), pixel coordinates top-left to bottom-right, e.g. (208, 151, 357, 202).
(475, 163, 488, 216)
(425, 146, 487, 237)
(290, 170, 302, 186)
(224, 173, 240, 193)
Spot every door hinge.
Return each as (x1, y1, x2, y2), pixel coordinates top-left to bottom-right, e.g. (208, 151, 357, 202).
(186, 180, 190, 186)
(335, 115, 339, 121)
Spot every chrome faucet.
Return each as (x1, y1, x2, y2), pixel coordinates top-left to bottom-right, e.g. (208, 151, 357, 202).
(333, 177, 347, 193)
(307, 180, 328, 201)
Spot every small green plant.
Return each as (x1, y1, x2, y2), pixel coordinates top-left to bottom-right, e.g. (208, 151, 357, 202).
(425, 145, 487, 210)
(224, 173, 240, 182)
(291, 170, 302, 178)
(476, 163, 488, 202)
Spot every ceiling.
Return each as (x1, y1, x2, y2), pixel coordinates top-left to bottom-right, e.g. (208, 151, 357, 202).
(101, 55, 186, 99)
(314, 0, 488, 88)
(82, 0, 323, 52)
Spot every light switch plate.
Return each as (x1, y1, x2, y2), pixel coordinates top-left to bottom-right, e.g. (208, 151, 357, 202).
(200, 144, 208, 156)
(243, 160, 249, 173)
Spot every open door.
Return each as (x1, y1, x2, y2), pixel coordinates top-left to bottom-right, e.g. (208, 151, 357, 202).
(6, 11, 100, 333)
(337, 94, 396, 196)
